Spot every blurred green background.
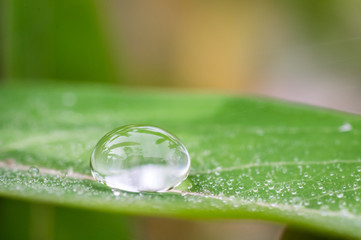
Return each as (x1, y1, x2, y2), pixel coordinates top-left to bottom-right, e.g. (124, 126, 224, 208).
(0, 0, 361, 239)
(2, 0, 361, 111)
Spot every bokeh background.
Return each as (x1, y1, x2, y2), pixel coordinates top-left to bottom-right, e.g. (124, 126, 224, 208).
(0, 0, 360, 239)
(2, 0, 361, 113)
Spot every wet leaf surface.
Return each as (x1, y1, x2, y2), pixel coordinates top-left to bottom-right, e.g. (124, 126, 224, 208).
(0, 84, 360, 239)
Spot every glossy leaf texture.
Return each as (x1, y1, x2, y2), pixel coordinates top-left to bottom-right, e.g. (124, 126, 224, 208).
(0, 84, 360, 239)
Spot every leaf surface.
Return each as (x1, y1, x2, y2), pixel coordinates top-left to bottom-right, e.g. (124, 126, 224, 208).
(0, 84, 360, 239)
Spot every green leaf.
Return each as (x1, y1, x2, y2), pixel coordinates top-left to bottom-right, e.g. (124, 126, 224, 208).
(0, 84, 360, 239)
(1, 0, 119, 83)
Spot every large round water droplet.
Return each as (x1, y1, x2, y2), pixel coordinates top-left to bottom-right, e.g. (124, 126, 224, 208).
(90, 124, 191, 192)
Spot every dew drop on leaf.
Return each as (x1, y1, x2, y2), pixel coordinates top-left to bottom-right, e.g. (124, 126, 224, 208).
(28, 167, 39, 176)
(338, 122, 352, 132)
(112, 189, 121, 196)
(90, 124, 191, 192)
(337, 193, 344, 199)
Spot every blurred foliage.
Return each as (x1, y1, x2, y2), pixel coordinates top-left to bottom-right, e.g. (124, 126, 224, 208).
(1, 0, 119, 83)
(285, 0, 361, 72)
(1, 0, 361, 86)
(0, 198, 133, 240)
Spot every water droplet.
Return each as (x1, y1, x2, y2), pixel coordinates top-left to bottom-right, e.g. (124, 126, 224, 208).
(275, 186, 283, 194)
(59, 169, 69, 179)
(28, 167, 39, 176)
(338, 122, 352, 132)
(337, 192, 344, 199)
(90, 125, 191, 192)
(112, 189, 121, 196)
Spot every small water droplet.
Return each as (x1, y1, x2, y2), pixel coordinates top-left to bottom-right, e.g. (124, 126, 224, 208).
(90, 125, 191, 192)
(338, 122, 352, 132)
(275, 186, 283, 194)
(337, 192, 344, 199)
(28, 167, 39, 176)
(60, 169, 68, 179)
(112, 189, 121, 196)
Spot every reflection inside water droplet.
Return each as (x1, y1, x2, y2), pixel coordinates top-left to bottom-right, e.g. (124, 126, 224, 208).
(90, 124, 191, 192)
